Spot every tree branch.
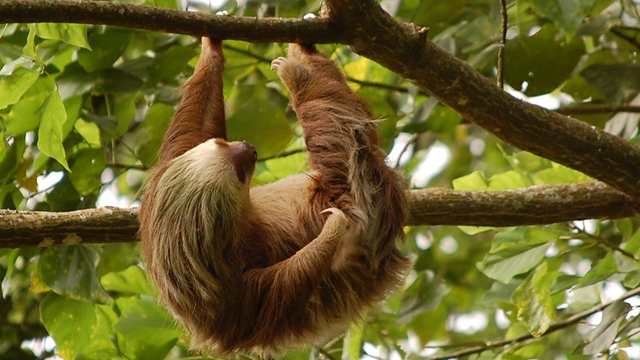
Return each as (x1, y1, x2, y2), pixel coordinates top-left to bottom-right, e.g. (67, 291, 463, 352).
(0, 0, 343, 43)
(325, 0, 640, 200)
(1, 183, 638, 248)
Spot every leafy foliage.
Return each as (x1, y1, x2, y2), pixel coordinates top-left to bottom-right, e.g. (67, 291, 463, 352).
(1, 0, 640, 359)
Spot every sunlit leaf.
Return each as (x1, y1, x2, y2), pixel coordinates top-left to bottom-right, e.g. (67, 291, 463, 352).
(35, 23, 90, 49)
(478, 242, 552, 284)
(38, 88, 70, 171)
(101, 265, 154, 295)
(512, 262, 556, 335)
(40, 293, 96, 359)
(0, 67, 39, 110)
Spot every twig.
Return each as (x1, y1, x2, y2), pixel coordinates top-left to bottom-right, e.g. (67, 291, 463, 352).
(497, 0, 508, 88)
(430, 286, 640, 359)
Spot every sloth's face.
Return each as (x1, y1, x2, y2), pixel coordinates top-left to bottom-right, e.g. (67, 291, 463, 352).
(186, 138, 258, 186)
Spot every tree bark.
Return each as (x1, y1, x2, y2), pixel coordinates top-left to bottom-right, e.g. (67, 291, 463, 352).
(1, 183, 638, 248)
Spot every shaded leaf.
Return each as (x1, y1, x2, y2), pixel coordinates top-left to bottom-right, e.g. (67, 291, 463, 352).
(114, 298, 182, 360)
(505, 24, 584, 95)
(575, 300, 631, 355)
(37, 245, 109, 303)
(581, 64, 640, 104)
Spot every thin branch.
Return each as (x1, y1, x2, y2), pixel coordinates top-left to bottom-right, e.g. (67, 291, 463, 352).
(1, 182, 638, 248)
(430, 286, 640, 359)
(497, 0, 508, 88)
(556, 103, 640, 115)
(611, 26, 640, 51)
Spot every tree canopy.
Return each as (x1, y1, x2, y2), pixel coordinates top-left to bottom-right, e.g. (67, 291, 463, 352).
(1, 0, 640, 359)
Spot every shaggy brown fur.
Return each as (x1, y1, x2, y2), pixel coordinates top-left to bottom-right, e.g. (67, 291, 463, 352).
(139, 38, 410, 356)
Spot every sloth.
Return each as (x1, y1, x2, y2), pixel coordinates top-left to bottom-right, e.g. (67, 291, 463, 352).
(138, 37, 410, 356)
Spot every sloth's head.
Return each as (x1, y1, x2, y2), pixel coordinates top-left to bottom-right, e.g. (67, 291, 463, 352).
(153, 138, 257, 220)
(188, 138, 258, 185)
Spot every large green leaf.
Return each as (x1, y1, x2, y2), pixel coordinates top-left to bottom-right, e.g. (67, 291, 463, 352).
(2, 76, 52, 135)
(113, 298, 182, 360)
(101, 265, 154, 295)
(478, 242, 552, 284)
(35, 23, 90, 49)
(68, 148, 108, 195)
(40, 293, 97, 359)
(529, 0, 597, 36)
(0, 67, 39, 110)
(511, 262, 557, 336)
(77, 27, 133, 72)
(505, 23, 584, 95)
(37, 88, 70, 171)
(227, 97, 295, 158)
(37, 245, 109, 303)
(581, 63, 640, 104)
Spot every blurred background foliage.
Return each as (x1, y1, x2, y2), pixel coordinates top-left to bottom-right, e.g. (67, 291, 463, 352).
(1, 0, 640, 359)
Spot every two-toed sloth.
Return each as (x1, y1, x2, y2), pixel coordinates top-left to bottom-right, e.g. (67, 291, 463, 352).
(139, 38, 410, 356)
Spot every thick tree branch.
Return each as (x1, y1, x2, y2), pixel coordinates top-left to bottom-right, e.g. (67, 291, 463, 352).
(1, 183, 638, 248)
(325, 0, 640, 200)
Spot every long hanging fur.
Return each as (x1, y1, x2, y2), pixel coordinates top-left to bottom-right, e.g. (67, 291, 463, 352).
(138, 38, 410, 356)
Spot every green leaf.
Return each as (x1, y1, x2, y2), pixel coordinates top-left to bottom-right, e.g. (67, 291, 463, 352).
(138, 103, 175, 167)
(398, 270, 450, 324)
(148, 44, 197, 82)
(94, 69, 143, 94)
(0, 67, 39, 110)
(505, 23, 584, 95)
(78, 304, 120, 359)
(3, 77, 53, 135)
(227, 97, 295, 158)
(114, 298, 182, 360)
(511, 262, 556, 336)
(575, 252, 617, 289)
(478, 242, 552, 284)
(452, 171, 488, 190)
(35, 23, 90, 49)
(342, 322, 364, 360)
(101, 266, 154, 295)
(69, 148, 107, 195)
(575, 301, 631, 355)
(37, 89, 70, 171)
(533, 162, 591, 184)
(37, 245, 110, 303)
(77, 28, 133, 72)
(581, 64, 640, 104)
(40, 293, 97, 359)
(529, 0, 597, 36)
(487, 170, 532, 190)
